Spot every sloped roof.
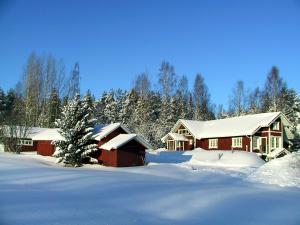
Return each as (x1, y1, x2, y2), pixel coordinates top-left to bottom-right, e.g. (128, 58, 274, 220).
(172, 112, 285, 139)
(2, 126, 49, 139)
(100, 134, 152, 151)
(162, 133, 188, 142)
(31, 128, 64, 141)
(93, 123, 130, 141)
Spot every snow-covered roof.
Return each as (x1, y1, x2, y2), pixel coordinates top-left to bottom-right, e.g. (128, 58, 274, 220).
(100, 134, 152, 151)
(162, 133, 188, 142)
(31, 128, 64, 141)
(172, 112, 285, 139)
(1, 126, 49, 139)
(93, 123, 130, 141)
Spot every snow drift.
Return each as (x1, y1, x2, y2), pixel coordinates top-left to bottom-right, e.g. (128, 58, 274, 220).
(248, 152, 300, 188)
(183, 148, 265, 167)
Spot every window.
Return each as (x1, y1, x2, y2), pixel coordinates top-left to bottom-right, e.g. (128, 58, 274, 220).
(271, 137, 281, 149)
(18, 139, 33, 146)
(189, 139, 193, 145)
(209, 139, 218, 149)
(272, 121, 280, 130)
(178, 129, 191, 136)
(253, 136, 260, 149)
(232, 137, 243, 148)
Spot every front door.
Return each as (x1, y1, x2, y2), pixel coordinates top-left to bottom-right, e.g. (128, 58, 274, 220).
(261, 137, 267, 154)
(167, 140, 175, 150)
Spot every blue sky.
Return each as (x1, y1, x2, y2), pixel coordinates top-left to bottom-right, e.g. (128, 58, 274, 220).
(0, 0, 299, 107)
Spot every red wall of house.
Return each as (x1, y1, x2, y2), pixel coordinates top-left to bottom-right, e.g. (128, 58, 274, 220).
(37, 141, 55, 156)
(196, 136, 251, 151)
(97, 149, 118, 167)
(98, 139, 146, 167)
(117, 140, 145, 167)
(21, 141, 37, 152)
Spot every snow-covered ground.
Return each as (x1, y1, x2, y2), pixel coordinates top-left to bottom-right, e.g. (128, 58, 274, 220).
(1, 149, 300, 225)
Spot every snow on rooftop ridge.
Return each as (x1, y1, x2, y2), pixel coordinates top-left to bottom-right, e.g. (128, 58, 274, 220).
(93, 123, 130, 141)
(100, 134, 152, 151)
(31, 128, 64, 141)
(176, 112, 282, 139)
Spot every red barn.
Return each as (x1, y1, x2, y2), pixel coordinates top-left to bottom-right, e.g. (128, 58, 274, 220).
(32, 128, 63, 156)
(98, 134, 152, 167)
(162, 112, 293, 158)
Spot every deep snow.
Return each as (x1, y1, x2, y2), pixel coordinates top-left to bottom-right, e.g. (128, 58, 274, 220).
(1, 150, 300, 225)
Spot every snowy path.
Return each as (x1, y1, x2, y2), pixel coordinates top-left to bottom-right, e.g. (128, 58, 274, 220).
(1, 153, 300, 225)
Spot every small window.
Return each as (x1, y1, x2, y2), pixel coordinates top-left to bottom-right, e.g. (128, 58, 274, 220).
(189, 139, 193, 145)
(232, 137, 243, 148)
(253, 136, 259, 149)
(178, 129, 191, 136)
(272, 121, 280, 130)
(209, 139, 218, 149)
(271, 137, 281, 149)
(19, 139, 33, 146)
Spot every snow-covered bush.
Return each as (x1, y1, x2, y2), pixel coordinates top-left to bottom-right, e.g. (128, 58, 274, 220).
(53, 93, 98, 166)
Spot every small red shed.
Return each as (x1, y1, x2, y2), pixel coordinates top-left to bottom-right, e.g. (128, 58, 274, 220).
(98, 134, 152, 167)
(32, 128, 63, 156)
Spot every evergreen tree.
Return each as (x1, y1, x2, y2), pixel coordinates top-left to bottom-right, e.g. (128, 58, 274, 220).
(103, 90, 117, 123)
(119, 90, 138, 130)
(186, 93, 194, 120)
(48, 88, 61, 127)
(68, 62, 80, 99)
(0, 88, 5, 123)
(281, 87, 300, 135)
(193, 74, 212, 120)
(53, 93, 98, 166)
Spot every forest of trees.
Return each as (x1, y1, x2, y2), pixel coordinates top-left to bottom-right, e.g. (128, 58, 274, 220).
(1, 52, 300, 148)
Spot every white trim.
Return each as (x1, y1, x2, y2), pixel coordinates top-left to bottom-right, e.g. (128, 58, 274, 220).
(208, 138, 218, 149)
(232, 137, 243, 148)
(19, 139, 33, 146)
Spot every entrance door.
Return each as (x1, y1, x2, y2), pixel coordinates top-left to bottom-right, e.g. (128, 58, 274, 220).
(261, 137, 267, 154)
(167, 140, 175, 150)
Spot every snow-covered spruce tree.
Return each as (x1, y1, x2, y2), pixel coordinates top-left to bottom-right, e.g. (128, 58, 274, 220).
(53, 93, 98, 166)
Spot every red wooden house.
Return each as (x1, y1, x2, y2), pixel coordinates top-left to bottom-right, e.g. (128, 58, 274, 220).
(11, 123, 152, 167)
(97, 134, 152, 167)
(162, 112, 293, 157)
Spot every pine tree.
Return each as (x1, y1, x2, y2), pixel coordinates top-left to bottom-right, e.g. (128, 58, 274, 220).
(186, 93, 194, 120)
(281, 87, 300, 136)
(53, 93, 98, 166)
(48, 88, 61, 127)
(193, 74, 212, 120)
(103, 90, 117, 123)
(119, 90, 138, 130)
(0, 88, 5, 123)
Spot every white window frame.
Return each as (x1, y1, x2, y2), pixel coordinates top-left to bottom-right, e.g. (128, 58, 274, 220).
(178, 128, 191, 136)
(272, 121, 280, 131)
(19, 139, 33, 146)
(253, 136, 260, 149)
(271, 136, 281, 149)
(209, 139, 218, 149)
(232, 137, 243, 148)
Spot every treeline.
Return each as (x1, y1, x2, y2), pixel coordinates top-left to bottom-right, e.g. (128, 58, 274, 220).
(1, 52, 300, 148)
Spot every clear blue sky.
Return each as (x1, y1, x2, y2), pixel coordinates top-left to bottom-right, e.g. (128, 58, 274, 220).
(0, 0, 299, 107)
